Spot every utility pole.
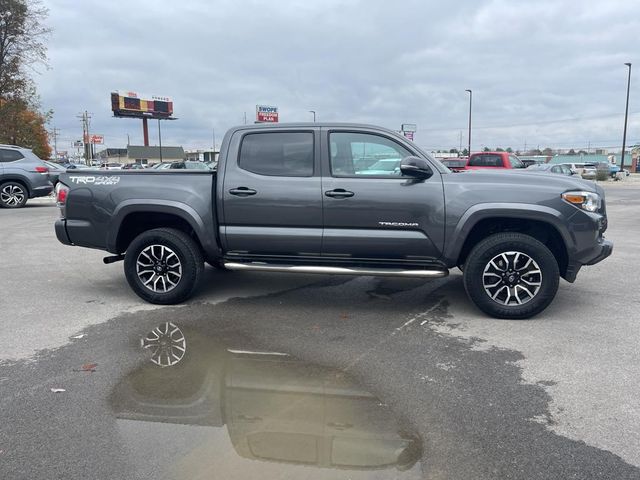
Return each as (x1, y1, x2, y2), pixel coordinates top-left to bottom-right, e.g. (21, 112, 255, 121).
(49, 126, 60, 161)
(459, 130, 462, 154)
(76, 111, 92, 165)
(243, 112, 247, 125)
(309, 110, 316, 122)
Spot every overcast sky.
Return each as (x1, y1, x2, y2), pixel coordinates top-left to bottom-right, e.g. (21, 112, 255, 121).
(38, 0, 640, 153)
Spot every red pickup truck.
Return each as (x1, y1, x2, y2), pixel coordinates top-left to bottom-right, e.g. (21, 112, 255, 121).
(466, 152, 526, 170)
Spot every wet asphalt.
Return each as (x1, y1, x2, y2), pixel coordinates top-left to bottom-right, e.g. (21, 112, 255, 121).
(1, 185, 639, 479)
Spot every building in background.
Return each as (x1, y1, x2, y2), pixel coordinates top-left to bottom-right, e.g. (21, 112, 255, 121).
(95, 146, 184, 165)
(184, 149, 218, 163)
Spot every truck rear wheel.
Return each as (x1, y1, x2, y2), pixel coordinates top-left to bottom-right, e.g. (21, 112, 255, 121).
(463, 233, 559, 319)
(124, 228, 204, 305)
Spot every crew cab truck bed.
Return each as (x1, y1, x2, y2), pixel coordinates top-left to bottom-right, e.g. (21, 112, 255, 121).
(55, 123, 612, 319)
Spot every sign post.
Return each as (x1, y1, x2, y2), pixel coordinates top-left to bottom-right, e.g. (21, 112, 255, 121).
(401, 124, 417, 141)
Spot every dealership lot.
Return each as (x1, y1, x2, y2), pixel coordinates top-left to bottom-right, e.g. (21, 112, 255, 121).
(0, 183, 639, 479)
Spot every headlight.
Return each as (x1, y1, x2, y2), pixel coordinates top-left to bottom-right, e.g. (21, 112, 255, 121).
(562, 191, 601, 212)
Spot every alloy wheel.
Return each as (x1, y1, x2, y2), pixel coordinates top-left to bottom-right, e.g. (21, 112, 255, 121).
(1, 184, 25, 206)
(136, 244, 183, 293)
(482, 251, 542, 306)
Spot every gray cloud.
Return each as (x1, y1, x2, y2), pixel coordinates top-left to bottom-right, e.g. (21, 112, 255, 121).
(38, 0, 640, 153)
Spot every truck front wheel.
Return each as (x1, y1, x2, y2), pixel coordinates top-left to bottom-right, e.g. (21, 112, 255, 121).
(124, 228, 204, 305)
(463, 233, 559, 319)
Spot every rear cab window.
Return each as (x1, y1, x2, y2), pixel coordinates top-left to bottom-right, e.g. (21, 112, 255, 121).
(239, 132, 314, 176)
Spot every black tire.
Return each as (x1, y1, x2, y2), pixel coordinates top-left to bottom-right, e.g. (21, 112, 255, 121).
(124, 228, 204, 305)
(463, 232, 559, 319)
(0, 181, 28, 208)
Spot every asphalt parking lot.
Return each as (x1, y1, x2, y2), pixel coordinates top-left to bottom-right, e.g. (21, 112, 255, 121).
(1, 183, 639, 479)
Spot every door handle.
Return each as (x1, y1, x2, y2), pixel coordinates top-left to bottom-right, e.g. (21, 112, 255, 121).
(325, 189, 354, 198)
(229, 187, 257, 196)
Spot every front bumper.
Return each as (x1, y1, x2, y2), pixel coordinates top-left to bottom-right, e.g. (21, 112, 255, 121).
(55, 219, 72, 246)
(583, 239, 613, 266)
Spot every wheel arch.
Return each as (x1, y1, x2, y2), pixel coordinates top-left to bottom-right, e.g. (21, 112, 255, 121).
(0, 175, 32, 196)
(108, 201, 219, 261)
(446, 204, 571, 279)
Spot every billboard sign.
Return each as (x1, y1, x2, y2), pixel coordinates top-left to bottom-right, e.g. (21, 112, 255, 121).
(401, 123, 417, 133)
(111, 91, 174, 119)
(256, 105, 278, 123)
(83, 134, 104, 144)
(403, 131, 414, 141)
(73, 140, 83, 148)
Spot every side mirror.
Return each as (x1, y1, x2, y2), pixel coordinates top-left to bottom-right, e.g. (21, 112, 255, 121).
(400, 156, 433, 179)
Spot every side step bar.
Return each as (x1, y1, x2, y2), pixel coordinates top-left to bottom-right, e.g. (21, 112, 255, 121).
(224, 262, 449, 278)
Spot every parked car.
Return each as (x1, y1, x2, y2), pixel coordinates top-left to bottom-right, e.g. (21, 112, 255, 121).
(61, 162, 90, 170)
(466, 152, 526, 170)
(520, 158, 543, 168)
(355, 158, 401, 175)
(0, 145, 53, 208)
(526, 163, 575, 176)
(42, 160, 67, 187)
(153, 161, 210, 170)
(121, 163, 146, 170)
(440, 158, 468, 171)
(100, 162, 123, 170)
(55, 123, 612, 319)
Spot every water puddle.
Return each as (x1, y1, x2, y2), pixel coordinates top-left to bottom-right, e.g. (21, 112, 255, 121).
(110, 322, 422, 479)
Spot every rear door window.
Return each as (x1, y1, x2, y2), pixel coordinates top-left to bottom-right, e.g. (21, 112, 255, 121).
(468, 154, 503, 167)
(239, 132, 314, 176)
(0, 149, 25, 162)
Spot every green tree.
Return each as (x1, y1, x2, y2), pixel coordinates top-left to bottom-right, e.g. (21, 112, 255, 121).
(0, 0, 51, 153)
(0, 0, 50, 99)
(496, 147, 504, 152)
(568, 148, 576, 155)
(506, 147, 513, 153)
(0, 96, 51, 158)
(483, 147, 490, 152)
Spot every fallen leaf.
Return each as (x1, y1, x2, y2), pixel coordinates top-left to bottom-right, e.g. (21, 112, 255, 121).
(71, 334, 87, 339)
(81, 363, 97, 372)
(50, 388, 66, 393)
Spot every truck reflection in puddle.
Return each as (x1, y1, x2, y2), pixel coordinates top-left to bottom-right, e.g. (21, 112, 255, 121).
(110, 322, 422, 479)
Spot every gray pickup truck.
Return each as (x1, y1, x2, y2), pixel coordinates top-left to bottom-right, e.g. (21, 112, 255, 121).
(54, 123, 612, 319)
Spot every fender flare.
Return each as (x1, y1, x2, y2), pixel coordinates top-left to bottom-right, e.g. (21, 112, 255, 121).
(106, 200, 219, 256)
(443, 203, 574, 265)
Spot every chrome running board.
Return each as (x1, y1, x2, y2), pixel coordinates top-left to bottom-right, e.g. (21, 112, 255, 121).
(223, 262, 449, 278)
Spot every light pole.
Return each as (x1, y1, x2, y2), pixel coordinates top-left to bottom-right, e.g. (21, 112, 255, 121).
(158, 119, 163, 162)
(309, 110, 316, 122)
(465, 89, 472, 157)
(620, 63, 632, 173)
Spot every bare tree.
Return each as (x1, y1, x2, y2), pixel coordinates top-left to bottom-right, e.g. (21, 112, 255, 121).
(0, 0, 50, 101)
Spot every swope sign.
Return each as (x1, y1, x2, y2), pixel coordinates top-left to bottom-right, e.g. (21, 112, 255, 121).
(256, 105, 279, 123)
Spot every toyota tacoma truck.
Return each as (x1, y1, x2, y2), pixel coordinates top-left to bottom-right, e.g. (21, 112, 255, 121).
(54, 123, 612, 319)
